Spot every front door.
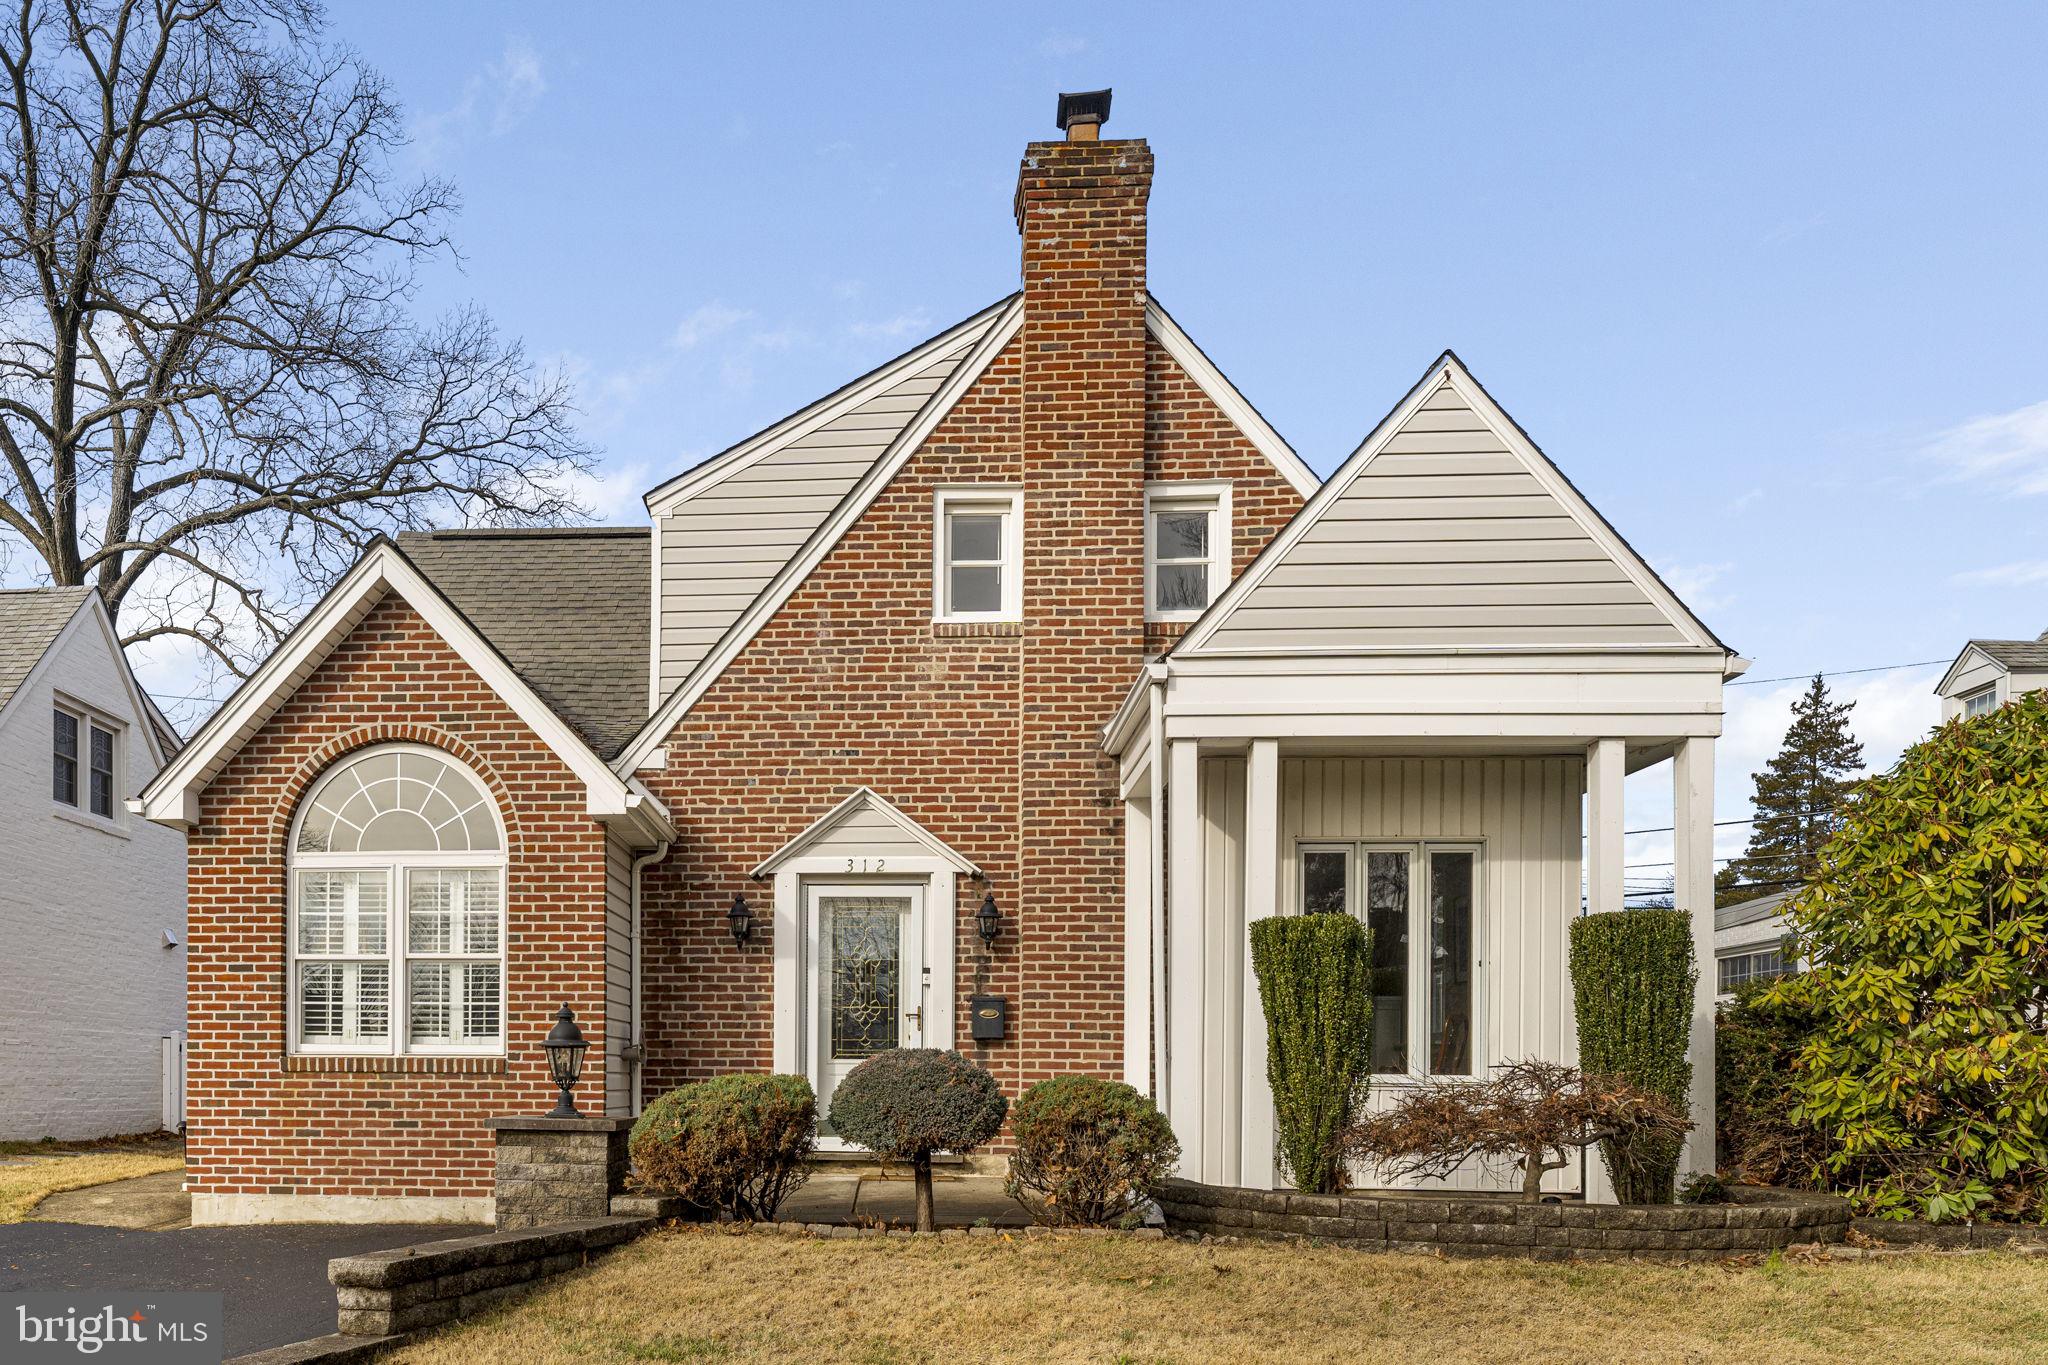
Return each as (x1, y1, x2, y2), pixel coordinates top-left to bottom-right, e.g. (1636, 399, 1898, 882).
(806, 883, 925, 1139)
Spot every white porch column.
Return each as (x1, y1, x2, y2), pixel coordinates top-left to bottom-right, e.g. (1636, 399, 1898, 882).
(1166, 738, 1206, 1178)
(1673, 736, 1717, 1177)
(1240, 739, 1279, 1188)
(1586, 738, 1627, 917)
(1122, 795, 1154, 1093)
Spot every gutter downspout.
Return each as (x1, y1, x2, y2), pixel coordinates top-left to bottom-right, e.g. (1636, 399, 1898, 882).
(628, 839, 672, 1116)
(1147, 674, 1168, 1106)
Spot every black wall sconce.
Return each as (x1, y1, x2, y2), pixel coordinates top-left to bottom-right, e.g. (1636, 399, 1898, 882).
(728, 892, 754, 948)
(976, 891, 1001, 948)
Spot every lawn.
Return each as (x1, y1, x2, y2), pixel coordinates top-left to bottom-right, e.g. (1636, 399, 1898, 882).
(0, 1134, 184, 1223)
(389, 1224, 2048, 1364)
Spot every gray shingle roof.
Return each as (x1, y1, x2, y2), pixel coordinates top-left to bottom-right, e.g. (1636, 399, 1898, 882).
(0, 586, 92, 716)
(396, 528, 650, 760)
(1715, 888, 1795, 933)
(1969, 637, 2048, 672)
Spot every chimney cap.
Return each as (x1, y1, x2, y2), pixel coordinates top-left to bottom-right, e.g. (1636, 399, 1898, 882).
(1056, 89, 1112, 135)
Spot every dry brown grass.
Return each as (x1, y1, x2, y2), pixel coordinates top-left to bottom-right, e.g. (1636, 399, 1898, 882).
(0, 1150, 184, 1223)
(389, 1225, 2048, 1364)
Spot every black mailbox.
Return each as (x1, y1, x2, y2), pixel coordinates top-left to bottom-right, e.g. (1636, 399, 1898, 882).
(969, 995, 1008, 1041)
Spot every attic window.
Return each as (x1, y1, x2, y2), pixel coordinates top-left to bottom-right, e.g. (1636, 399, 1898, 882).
(1145, 483, 1232, 622)
(1962, 685, 1997, 720)
(934, 488, 1022, 623)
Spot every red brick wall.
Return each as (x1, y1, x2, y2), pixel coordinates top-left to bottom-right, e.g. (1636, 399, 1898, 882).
(183, 594, 610, 1204)
(638, 136, 1308, 1109)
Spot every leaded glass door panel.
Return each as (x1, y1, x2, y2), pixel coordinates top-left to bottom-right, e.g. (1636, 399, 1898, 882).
(806, 884, 925, 1137)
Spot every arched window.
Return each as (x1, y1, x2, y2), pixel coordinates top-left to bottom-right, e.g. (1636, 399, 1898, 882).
(288, 745, 506, 1056)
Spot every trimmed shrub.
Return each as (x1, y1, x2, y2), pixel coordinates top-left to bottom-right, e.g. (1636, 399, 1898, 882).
(1679, 1171, 1731, 1205)
(1250, 913, 1373, 1194)
(1005, 1076, 1180, 1228)
(1569, 909, 1696, 1203)
(828, 1048, 1007, 1231)
(1716, 980, 1832, 1190)
(630, 1073, 815, 1221)
(1767, 693, 2048, 1222)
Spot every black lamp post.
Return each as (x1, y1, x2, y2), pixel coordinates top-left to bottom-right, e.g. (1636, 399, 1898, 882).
(976, 891, 1001, 948)
(542, 1004, 588, 1118)
(728, 892, 754, 948)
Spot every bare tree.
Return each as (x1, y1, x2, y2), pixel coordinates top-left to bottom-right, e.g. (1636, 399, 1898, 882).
(0, 0, 590, 695)
(1347, 1060, 1692, 1202)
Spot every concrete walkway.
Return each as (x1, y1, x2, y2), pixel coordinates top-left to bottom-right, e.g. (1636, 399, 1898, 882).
(30, 1167, 192, 1229)
(778, 1171, 1030, 1227)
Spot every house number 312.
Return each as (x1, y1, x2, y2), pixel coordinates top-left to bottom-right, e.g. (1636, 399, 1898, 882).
(846, 858, 886, 873)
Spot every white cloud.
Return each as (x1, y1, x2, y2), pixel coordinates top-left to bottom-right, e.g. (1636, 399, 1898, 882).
(1949, 560, 2048, 588)
(1923, 399, 2048, 495)
(411, 36, 547, 163)
(849, 311, 931, 342)
(558, 456, 657, 526)
(1654, 560, 1732, 612)
(487, 37, 546, 135)
(671, 303, 752, 350)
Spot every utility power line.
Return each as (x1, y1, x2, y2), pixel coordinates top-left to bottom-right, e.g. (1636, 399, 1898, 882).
(1727, 658, 1947, 688)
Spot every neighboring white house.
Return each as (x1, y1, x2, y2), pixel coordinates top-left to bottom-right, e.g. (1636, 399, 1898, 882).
(0, 587, 186, 1140)
(1936, 631, 2048, 722)
(1714, 889, 1796, 1001)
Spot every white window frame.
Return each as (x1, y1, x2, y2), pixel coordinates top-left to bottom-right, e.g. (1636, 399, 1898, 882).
(1294, 838, 1484, 1081)
(51, 695, 124, 829)
(286, 743, 508, 1058)
(933, 487, 1023, 624)
(1961, 685, 1998, 720)
(1717, 947, 1787, 994)
(1144, 482, 1232, 623)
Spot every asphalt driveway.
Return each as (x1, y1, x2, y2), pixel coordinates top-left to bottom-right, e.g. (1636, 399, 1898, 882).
(0, 1219, 486, 1357)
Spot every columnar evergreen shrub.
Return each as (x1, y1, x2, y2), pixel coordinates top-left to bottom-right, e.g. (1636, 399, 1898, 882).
(1569, 909, 1696, 1203)
(828, 1048, 1007, 1232)
(1767, 693, 2048, 1222)
(1715, 981, 1832, 1189)
(1249, 913, 1373, 1194)
(629, 1074, 815, 1221)
(1005, 1076, 1179, 1228)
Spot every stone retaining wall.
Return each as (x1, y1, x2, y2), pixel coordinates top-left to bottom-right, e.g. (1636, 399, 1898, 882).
(329, 1215, 652, 1337)
(1156, 1179, 1847, 1261)
(490, 1115, 632, 1230)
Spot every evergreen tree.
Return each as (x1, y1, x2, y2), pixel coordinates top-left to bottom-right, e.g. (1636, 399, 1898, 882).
(1724, 675, 1865, 897)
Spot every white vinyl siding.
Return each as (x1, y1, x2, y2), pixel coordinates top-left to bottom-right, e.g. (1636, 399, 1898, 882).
(803, 804, 939, 865)
(1204, 385, 1687, 652)
(604, 834, 633, 1116)
(656, 340, 986, 692)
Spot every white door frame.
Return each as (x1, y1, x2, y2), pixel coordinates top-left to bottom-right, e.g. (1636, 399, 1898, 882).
(769, 856, 960, 1114)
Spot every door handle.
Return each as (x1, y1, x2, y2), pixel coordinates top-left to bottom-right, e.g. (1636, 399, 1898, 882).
(905, 1007, 923, 1030)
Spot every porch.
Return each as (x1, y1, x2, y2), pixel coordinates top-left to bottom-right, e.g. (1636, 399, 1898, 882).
(1104, 657, 1729, 1196)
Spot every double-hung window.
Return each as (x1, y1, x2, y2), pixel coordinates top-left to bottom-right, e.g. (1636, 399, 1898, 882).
(1297, 841, 1480, 1077)
(934, 488, 1022, 623)
(1717, 947, 1788, 994)
(1145, 483, 1231, 622)
(1962, 686, 1997, 720)
(289, 745, 506, 1056)
(53, 704, 118, 819)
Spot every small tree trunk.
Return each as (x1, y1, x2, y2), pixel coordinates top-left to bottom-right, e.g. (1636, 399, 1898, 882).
(1520, 1148, 1552, 1202)
(913, 1152, 935, 1232)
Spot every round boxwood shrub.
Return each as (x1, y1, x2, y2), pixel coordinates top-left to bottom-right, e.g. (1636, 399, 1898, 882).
(1005, 1076, 1179, 1228)
(828, 1048, 1007, 1231)
(1767, 692, 2048, 1222)
(1569, 908, 1696, 1203)
(630, 1073, 815, 1221)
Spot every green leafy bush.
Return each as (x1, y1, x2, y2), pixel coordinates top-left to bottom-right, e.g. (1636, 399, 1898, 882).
(629, 1073, 815, 1221)
(1005, 1076, 1179, 1228)
(1716, 980, 1832, 1189)
(1250, 913, 1373, 1194)
(828, 1048, 1007, 1231)
(1766, 693, 2048, 1222)
(1569, 909, 1696, 1203)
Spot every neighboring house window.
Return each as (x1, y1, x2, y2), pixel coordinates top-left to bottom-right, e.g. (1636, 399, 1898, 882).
(1145, 483, 1232, 622)
(1962, 686, 1997, 719)
(289, 745, 506, 1056)
(1718, 947, 1788, 994)
(933, 488, 1022, 622)
(1297, 841, 1480, 1077)
(52, 704, 118, 819)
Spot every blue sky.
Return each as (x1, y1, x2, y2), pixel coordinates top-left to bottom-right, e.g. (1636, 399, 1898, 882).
(181, 3, 2048, 880)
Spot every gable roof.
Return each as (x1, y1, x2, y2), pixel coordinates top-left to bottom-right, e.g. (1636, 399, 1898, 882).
(137, 539, 672, 843)
(1171, 351, 1728, 659)
(751, 787, 979, 878)
(0, 586, 94, 715)
(1145, 297, 1319, 500)
(1937, 635, 2048, 696)
(398, 527, 649, 760)
(1716, 888, 1795, 934)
